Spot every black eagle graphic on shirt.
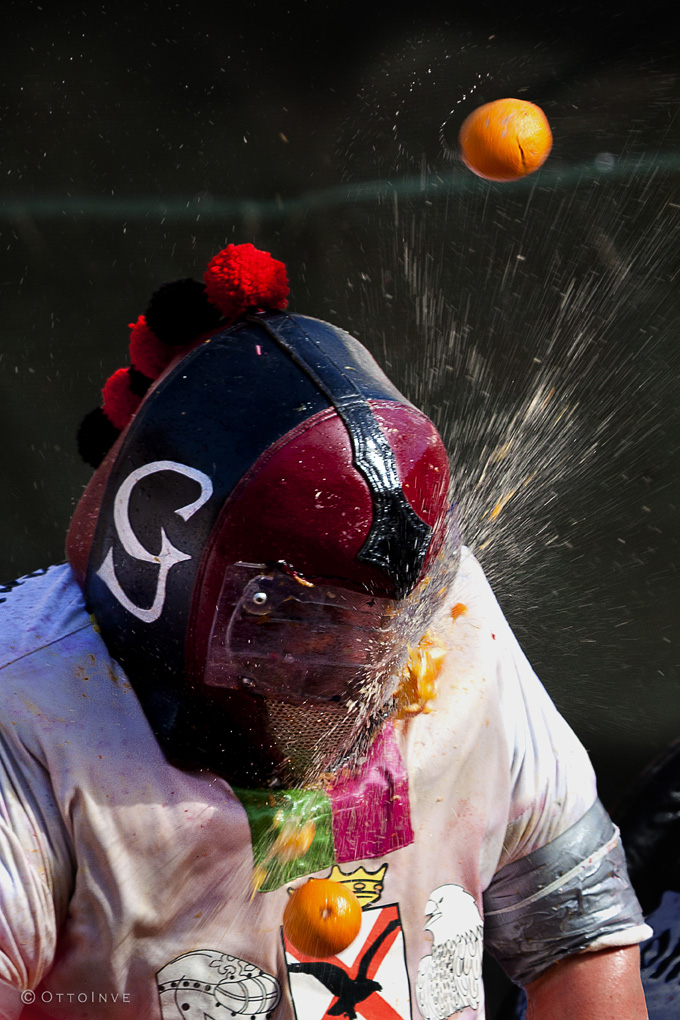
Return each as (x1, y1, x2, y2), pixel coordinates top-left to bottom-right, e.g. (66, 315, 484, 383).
(288, 918, 400, 1019)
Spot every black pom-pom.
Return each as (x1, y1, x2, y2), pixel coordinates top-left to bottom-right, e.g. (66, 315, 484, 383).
(145, 278, 222, 346)
(129, 365, 153, 397)
(77, 407, 121, 469)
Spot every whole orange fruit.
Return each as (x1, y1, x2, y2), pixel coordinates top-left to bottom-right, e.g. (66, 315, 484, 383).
(458, 98, 552, 182)
(283, 878, 362, 958)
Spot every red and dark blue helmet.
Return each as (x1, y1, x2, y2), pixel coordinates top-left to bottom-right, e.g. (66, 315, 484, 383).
(69, 245, 456, 785)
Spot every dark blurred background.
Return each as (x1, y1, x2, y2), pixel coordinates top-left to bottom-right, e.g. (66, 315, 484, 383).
(2, 2, 679, 1014)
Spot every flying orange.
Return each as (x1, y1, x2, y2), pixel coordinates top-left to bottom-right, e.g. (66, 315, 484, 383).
(283, 878, 362, 958)
(459, 98, 552, 181)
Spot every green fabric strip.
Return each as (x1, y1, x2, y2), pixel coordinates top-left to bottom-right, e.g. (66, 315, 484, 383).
(234, 786, 335, 892)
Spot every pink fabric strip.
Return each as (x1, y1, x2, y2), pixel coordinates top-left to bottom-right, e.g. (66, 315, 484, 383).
(328, 723, 413, 862)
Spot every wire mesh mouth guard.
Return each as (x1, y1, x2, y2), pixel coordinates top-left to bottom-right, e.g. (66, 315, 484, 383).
(201, 508, 460, 707)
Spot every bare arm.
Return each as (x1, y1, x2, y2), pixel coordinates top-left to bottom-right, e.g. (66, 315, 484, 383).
(524, 945, 648, 1020)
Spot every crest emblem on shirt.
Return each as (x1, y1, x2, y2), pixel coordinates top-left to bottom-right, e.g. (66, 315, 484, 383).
(415, 884, 484, 1019)
(284, 901, 411, 1019)
(327, 863, 388, 907)
(156, 948, 281, 1019)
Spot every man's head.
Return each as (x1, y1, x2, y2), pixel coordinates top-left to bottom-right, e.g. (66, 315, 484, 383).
(68, 244, 456, 786)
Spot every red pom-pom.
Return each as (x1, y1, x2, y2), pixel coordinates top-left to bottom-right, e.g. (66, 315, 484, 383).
(102, 367, 143, 430)
(128, 315, 174, 380)
(203, 243, 289, 321)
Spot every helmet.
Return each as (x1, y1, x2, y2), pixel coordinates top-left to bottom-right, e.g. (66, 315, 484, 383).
(69, 245, 457, 786)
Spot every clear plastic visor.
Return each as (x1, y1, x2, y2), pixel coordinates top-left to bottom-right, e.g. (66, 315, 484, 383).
(203, 563, 411, 703)
(202, 508, 459, 706)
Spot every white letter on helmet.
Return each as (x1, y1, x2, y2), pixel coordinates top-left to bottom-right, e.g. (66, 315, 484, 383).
(97, 460, 213, 623)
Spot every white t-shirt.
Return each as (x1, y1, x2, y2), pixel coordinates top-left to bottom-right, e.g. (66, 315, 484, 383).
(0, 551, 647, 1019)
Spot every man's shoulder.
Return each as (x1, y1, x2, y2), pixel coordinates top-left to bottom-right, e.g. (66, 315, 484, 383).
(0, 562, 91, 670)
(0, 564, 103, 726)
(0, 562, 152, 768)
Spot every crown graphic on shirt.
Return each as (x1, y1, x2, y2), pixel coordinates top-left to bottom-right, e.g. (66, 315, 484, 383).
(328, 863, 388, 907)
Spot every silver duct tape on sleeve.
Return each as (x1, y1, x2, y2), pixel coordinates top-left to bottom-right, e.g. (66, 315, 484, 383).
(483, 798, 652, 986)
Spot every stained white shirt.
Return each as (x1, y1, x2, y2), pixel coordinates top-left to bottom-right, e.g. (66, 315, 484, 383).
(0, 551, 646, 1019)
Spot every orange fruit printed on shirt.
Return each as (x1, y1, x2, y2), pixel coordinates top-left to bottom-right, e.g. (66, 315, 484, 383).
(459, 98, 552, 181)
(283, 877, 362, 958)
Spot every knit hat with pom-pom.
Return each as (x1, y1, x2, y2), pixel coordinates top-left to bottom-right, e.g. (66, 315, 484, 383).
(77, 243, 289, 467)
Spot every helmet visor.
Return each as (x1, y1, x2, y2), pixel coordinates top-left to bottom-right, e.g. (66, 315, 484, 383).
(203, 563, 407, 702)
(201, 507, 459, 707)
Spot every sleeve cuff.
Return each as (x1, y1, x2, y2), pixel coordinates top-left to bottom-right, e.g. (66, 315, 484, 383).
(580, 923, 654, 953)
